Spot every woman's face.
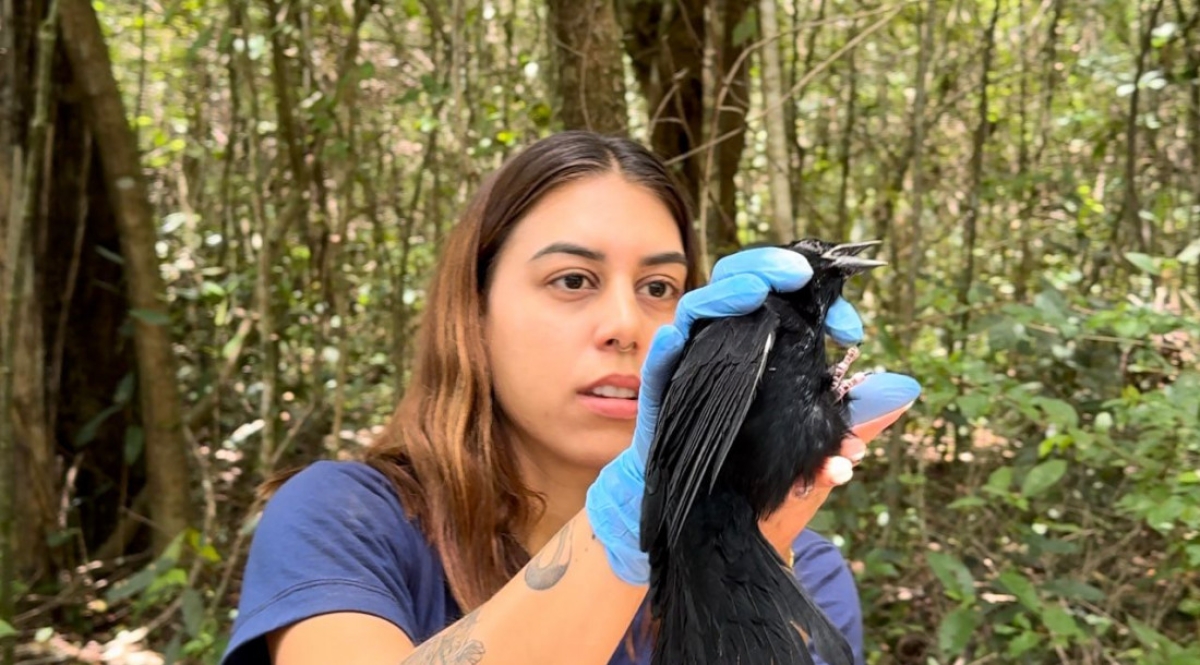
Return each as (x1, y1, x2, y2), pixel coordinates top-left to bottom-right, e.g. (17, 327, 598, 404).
(483, 172, 688, 475)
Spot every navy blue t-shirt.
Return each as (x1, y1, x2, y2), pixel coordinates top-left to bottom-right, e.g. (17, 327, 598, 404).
(221, 461, 864, 664)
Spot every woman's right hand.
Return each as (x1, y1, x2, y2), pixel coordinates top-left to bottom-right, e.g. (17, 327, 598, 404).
(586, 246, 888, 585)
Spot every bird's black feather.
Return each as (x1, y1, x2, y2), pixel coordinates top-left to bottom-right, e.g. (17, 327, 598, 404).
(640, 238, 881, 665)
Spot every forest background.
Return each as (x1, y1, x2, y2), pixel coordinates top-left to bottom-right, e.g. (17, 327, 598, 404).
(1, 0, 1198, 663)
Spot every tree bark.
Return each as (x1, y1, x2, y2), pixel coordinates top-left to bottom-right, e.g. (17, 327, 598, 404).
(758, 0, 793, 241)
(835, 31, 858, 241)
(58, 0, 193, 553)
(1110, 0, 1166, 258)
(547, 0, 629, 134)
(954, 0, 1001, 351)
(898, 0, 937, 338)
(619, 0, 753, 261)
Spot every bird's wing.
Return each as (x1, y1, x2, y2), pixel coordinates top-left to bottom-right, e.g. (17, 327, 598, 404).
(640, 305, 780, 552)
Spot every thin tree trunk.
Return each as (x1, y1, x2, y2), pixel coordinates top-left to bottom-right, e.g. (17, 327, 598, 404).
(329, 0, 372, 449)
(256, 0, 313, 472)
(1110, 0, 1166, 256)
(58, 0, 193, 553)
(758, 0, 794, 241)
(884, 0, 937, 522)
(899, 0, 937, 337)
(1185, 1, 1200, 299)
(547, 0, 629, 134)
(1014, 0, 1062, 302)
(834, 29, 858, 241)
(954, 0, 1001, 350)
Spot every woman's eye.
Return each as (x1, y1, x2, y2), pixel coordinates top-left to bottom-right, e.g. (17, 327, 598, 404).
(641, 280, 678, 299)
(553, 273, 591, 290)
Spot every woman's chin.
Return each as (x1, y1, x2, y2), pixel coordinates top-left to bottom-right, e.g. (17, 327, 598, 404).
(571, 432, 633, 471)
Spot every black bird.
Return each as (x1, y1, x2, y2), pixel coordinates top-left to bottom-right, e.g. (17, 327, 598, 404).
(640, 238, 885, 665)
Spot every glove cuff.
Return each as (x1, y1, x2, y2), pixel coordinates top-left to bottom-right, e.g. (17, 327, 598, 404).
(585, 448, 649, 586)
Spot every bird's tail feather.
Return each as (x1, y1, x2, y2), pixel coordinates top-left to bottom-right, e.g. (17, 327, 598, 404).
(648, 492, 855, 665)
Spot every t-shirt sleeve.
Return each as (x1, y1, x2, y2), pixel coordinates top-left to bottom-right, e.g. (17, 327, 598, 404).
(221, 461, 425, 665)
(792, 529, 865, 665)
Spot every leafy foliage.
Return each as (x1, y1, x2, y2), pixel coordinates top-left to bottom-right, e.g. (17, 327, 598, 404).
(6, 0, 1198, 663)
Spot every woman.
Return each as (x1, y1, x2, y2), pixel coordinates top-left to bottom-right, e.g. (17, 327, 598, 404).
(220, 131, 919, 665)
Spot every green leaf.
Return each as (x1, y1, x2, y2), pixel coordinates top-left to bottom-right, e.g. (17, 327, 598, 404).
(984, 466, 1013, 494)
(124, 426, 144, 465)
(937, 606, 979, 656)
(947, 496, 987, 510)
(0, 620, 16, 638)
(1022, 459, 1068, 498)
(181, 588, 204, 637)
(75, 404, 122, 447)
(1007, 630, 1042, 657)
(114, 372, 136, 405)
(927, 551, 976, 601)
(1035, 397, 1079, 428)
(998, 570, 1043, 611)
(105, 561, 163, 603)
(1043, 579, 1106, 603)
(95, 245, 124, 265)
(1177, 237, 1200, 264)
(1040, 605, 1083, 640)
(956, 392, 991, 419)
(1127, 616, 1184, 654)
(130, 308, 171, 326)
(1125, 252, 1160, 275)
(731, 7, 758, 46)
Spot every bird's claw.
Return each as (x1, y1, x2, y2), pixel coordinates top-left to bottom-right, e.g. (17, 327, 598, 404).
(834, 371, 870, 400)
(830, 346, 868, 400)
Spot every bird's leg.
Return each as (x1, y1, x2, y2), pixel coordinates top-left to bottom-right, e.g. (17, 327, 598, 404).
(831, 346, 869, 400)
(829, 346, 859, 387)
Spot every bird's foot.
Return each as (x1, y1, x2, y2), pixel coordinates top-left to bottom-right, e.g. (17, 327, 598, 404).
(830, 346, 859, 386)
(834, 371, 870, 400)
(831, 346, 869, 400)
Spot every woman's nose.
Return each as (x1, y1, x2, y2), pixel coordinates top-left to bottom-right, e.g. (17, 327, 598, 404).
(596, 286, 642, 353)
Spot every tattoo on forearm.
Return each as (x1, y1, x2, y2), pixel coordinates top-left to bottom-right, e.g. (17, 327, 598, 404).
(524, 519, 573, 590)
(405, 609, 485, 664)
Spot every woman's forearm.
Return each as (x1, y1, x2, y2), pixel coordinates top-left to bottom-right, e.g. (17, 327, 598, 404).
(401, 509, 647, 665)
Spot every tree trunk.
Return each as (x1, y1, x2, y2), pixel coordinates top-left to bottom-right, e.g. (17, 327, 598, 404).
(953, 0, 1001, 351)
(619, 0, 753, 261)
(547, 0, 629, 134)
(898, 0, 937, 338)
(58, 0, 193, 554)
(758, 0, 794, 241)
(1109, 0, 1166, 259)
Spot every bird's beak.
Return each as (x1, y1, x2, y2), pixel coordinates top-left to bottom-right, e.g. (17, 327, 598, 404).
(822, 240, 887, 271)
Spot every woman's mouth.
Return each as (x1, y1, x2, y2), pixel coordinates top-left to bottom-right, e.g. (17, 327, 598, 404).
(579, 376, 640, 419)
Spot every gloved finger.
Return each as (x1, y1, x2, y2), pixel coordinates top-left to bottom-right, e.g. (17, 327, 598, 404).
(639, 324, 686, 406)
(710, 247, 814, 292)
(846, 372, 921, 442)
(838, 436, 867, 465)
(825, 297, 864, 346)
(797, 456, 855, 493)
(673, 274, 770, 335)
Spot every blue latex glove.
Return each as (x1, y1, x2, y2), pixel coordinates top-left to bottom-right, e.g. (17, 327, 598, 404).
(585, 247, 920, 586)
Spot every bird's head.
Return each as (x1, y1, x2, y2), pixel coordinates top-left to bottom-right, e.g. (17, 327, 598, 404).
(781, 237, 886, 312)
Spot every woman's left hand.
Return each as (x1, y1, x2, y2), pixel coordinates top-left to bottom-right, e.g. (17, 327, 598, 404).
(758, 367, 921, 556)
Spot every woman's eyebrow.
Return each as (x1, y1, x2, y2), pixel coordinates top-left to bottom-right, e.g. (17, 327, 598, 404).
(530, 242, 687, 268)
(530, 242, 603, 262)
(642, 251, 688, 268)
